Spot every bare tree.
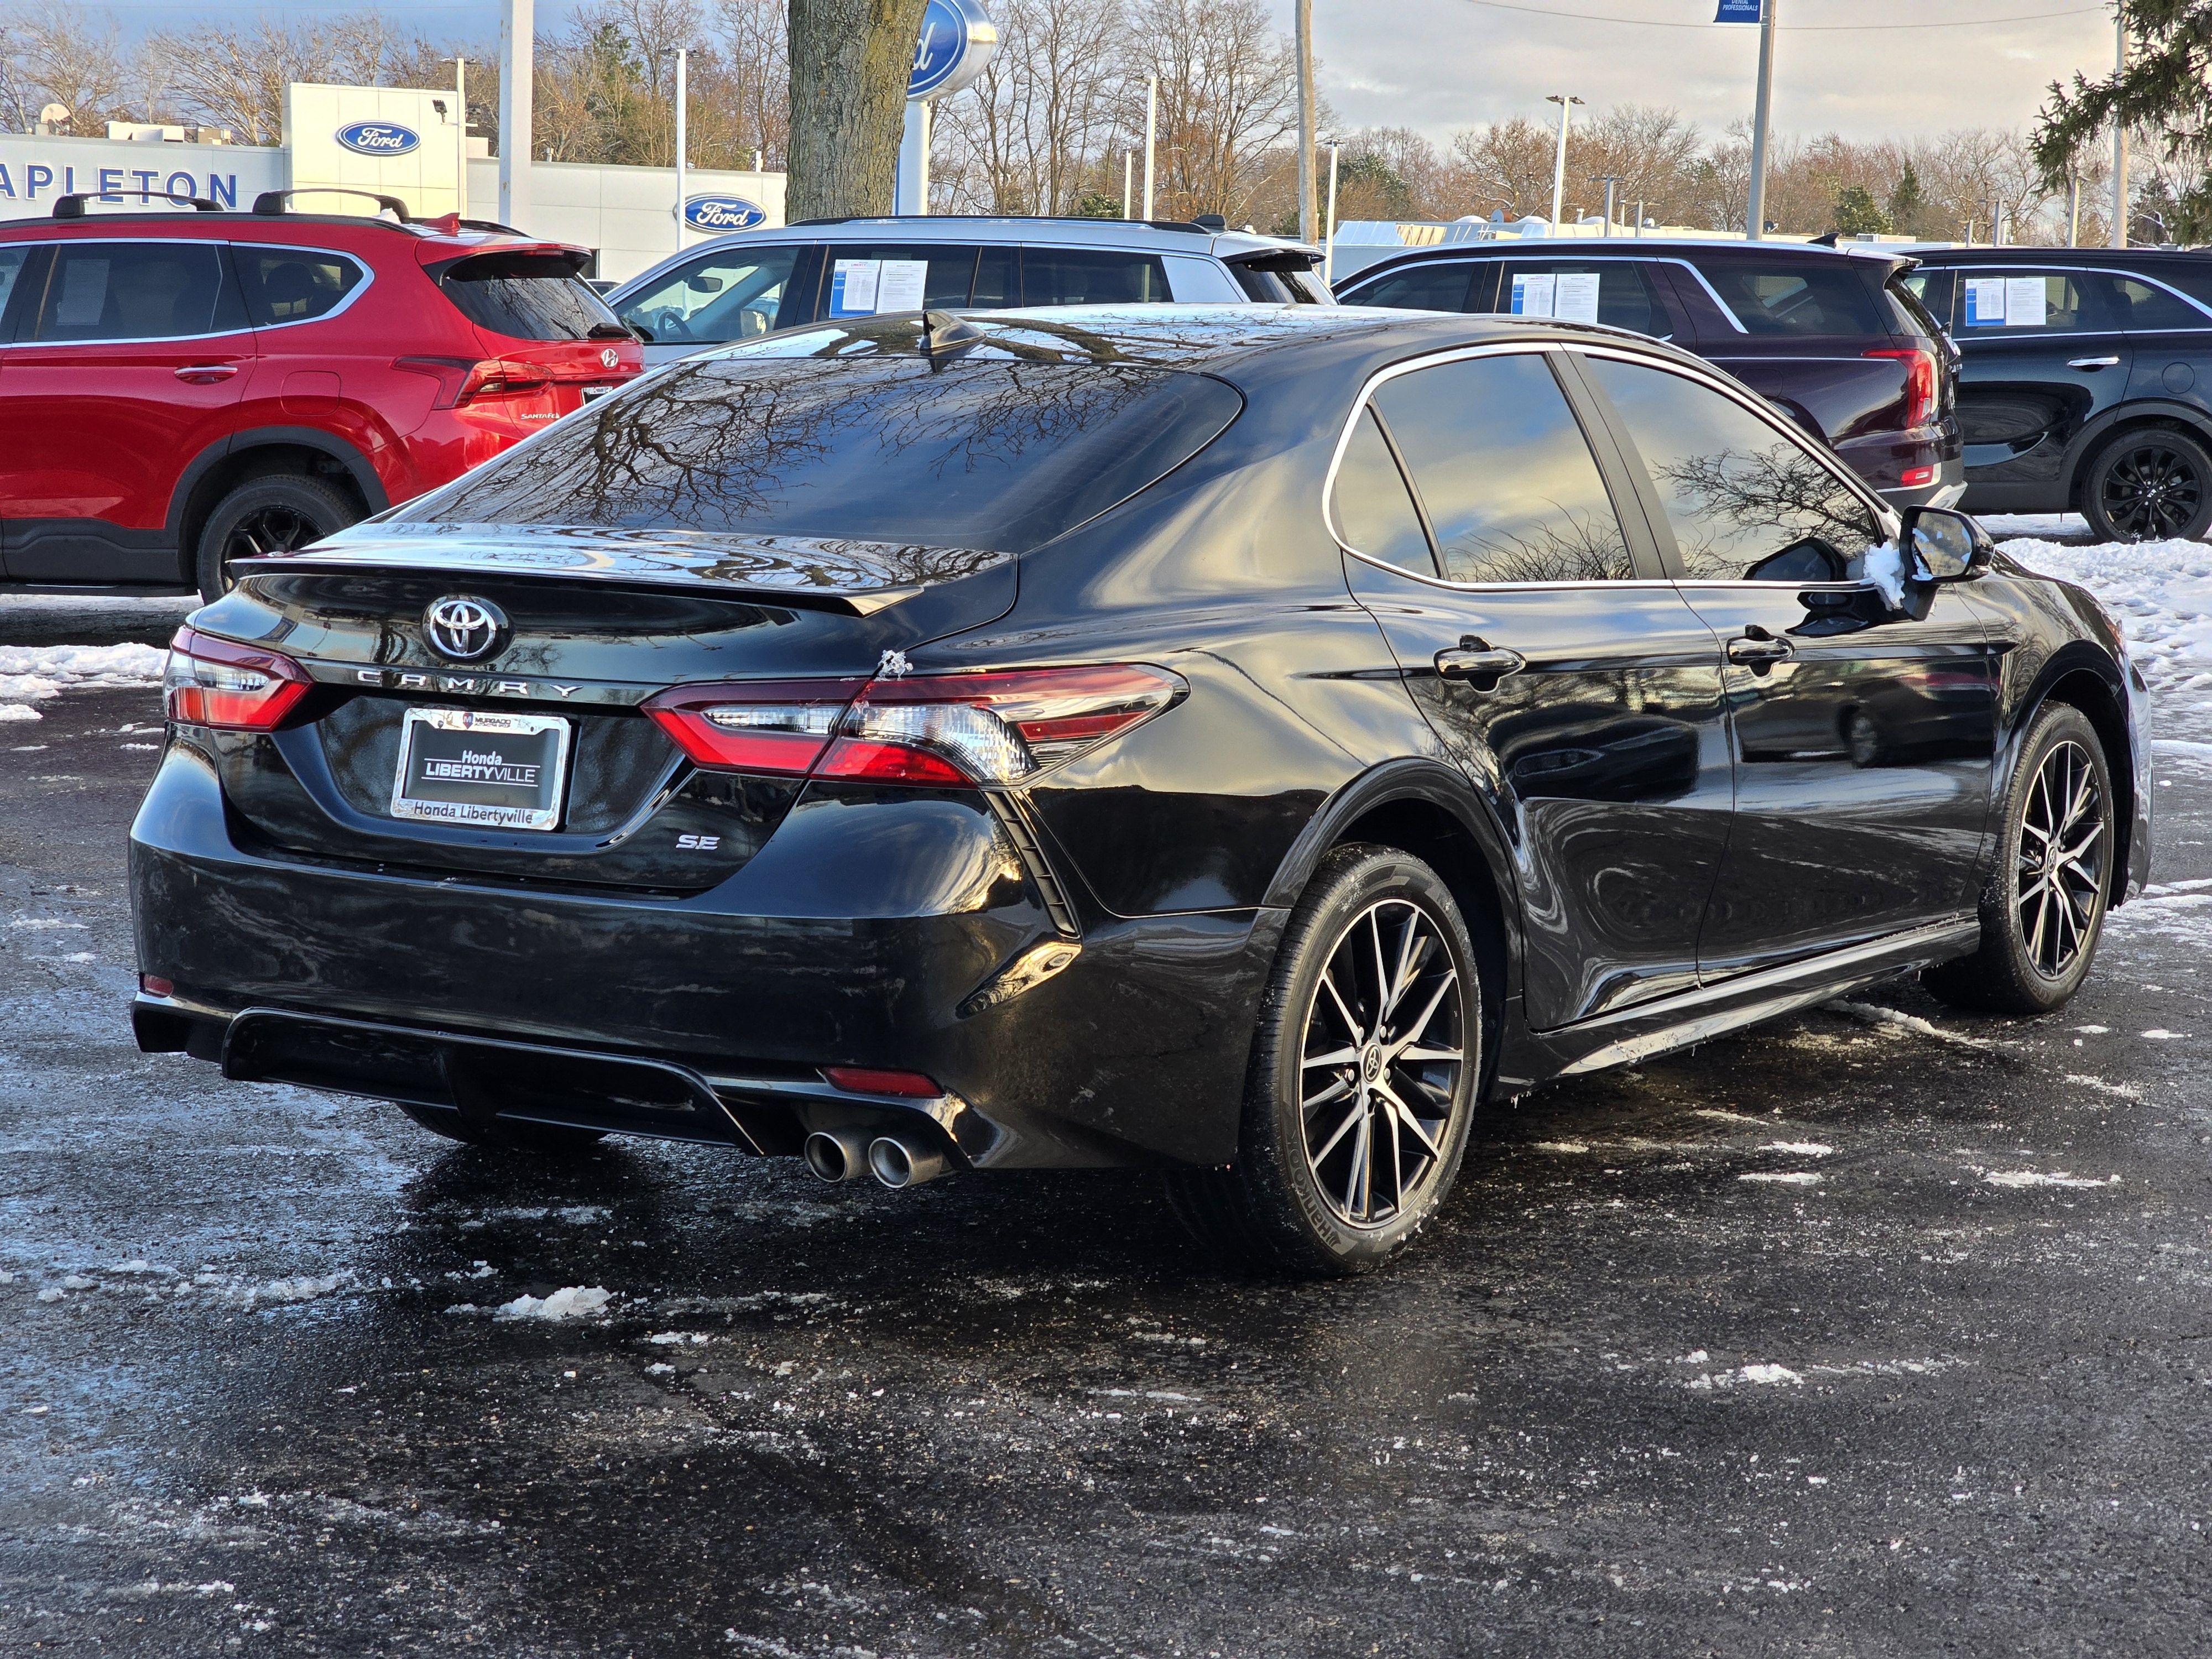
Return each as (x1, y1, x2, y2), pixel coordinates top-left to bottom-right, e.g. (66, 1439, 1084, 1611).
(933, 0, 1123, 215)
(1120, 0, 1298, 223)
(4, 3, 130, 134)
(1451, 116, 1554, 222)
(1572, 105, 1702, 228)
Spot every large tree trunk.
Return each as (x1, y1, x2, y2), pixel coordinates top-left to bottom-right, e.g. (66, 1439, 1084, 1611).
(787, 0, 931, 219)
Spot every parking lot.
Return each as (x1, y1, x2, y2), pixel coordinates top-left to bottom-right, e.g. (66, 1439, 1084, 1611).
(3, 526, 2210, 1657)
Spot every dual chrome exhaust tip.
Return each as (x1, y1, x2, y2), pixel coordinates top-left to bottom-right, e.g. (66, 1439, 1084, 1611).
(804, 1128, 949, 1190)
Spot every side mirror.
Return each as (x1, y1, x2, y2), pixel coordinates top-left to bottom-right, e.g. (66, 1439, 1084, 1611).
(1901, 506, 1991, 582)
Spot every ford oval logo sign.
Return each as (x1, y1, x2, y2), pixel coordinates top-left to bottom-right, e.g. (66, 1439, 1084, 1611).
(336, 120, 421, 156)
(908, 0, 998, 100)
(682, 195, 767, 233)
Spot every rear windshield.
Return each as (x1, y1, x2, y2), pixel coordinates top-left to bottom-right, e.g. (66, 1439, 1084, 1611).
(392, 358, 1244, 554)
(435, 251, 622, 341)
(1691, 259, 1886, 337)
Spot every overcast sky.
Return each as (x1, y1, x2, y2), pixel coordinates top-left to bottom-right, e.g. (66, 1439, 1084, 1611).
(99, 0, 2125, 148)
(1293, 0, 2124, 148)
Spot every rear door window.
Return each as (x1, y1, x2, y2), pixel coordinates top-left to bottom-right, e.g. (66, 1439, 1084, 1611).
(0, 244, 34, 336)
(1584, 355, 1881, 582)
(1691, 260, 1886, 336)
(2108, 274, 2210, 330)
(1341, 262, 1479, 313)
(1371, 351, 1635, 585)
(618, 244, 801, 345)
(1330, 406, 1436, 575)
(435, 251, 623, 341)
(1021, 247, 1171, 306)
(820, 244, 979, 318)
(1954, 269, 2113, 333)
(1501, 260, 1673, 336)
(31, 240, 244, 341)
(232, 247, 367, 327)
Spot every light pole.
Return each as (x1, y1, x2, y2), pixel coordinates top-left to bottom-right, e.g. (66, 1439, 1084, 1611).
(1323, 140, 1340, 287)
(498, 0, 533, 231)
(673, 47, 688, 251)
(1745, 0, 1777, 240)
(1143, 76, 1157, 221)
(1295, 0, 1316, 244)
(2110, 13, 2128, 248)
(1596, 173, 1621, 236)
(1545, 94, 1582, 234)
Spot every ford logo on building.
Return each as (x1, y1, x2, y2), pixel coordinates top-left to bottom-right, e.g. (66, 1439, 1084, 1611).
(336, 121, 421, 156)
(682, 195, 766, 233)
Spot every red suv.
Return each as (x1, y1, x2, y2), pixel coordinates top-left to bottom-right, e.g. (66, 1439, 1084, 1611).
(0, 191, 641, 601)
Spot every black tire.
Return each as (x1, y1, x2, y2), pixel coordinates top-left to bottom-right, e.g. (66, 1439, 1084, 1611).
(1165, 843, 1480, 1276)
(396, 1102, 607, 1154)
(1924, 703, 2115, 1015)
(194, 473, 358, 603)
(2080, 427, 2212, 544)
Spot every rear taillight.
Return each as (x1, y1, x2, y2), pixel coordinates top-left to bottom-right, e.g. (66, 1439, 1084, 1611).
(642, 664, 1184, 786)
(1901, 463, 1936, 488)
(1865, 347, 1939, 429)
(821, 1066, 941, 1098)
(163, 626, 310, 729)
(643, 679, 868, 773)
(393, 355, 555, 408)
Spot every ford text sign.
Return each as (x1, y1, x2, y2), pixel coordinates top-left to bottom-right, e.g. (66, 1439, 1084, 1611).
(907, 0, 997, 101)
(336, 121, 421, 156)
(682, 195, 767, 233)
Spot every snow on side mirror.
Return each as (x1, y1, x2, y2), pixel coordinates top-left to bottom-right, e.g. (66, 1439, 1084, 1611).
(1902, 507, 1989, 583)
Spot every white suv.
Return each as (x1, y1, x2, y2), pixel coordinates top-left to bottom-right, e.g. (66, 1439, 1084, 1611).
(605, 215, 1329, 365)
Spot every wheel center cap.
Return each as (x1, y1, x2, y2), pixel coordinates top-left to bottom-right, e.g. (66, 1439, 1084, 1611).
(1363, 1046, 1383, 1082)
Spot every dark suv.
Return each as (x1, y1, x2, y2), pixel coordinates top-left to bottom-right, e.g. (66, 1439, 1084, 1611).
(0, 192, 641, 601)
(1900, 247, 2212, 541)
(1334, 239, 1963, 508)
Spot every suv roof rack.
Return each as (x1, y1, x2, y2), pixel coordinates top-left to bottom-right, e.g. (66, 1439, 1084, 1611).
(253, 187, 411, 222)
(787, 213, 1214, 236)
(53, 189, 221, 218)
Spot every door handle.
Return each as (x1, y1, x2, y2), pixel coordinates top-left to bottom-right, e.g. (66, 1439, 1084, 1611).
(1433, 644, 1526, 681)
(174, 364, 238, 383)
(2066, 356, 2121, 371)
(1726, 631, 1794, 666)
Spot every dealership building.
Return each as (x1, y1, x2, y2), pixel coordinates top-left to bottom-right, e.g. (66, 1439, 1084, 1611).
(0, 82, 786, 283)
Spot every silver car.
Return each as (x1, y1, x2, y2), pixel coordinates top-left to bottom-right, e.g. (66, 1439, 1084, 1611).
(603, 215, 1329, 365)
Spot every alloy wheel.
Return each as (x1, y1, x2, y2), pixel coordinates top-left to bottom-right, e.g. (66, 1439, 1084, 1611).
(2098, 441, 2204, 540)
(1297, 898, 1466, 1229)
(2016, 738, 2107, 979)
(225, 504, 324, 562)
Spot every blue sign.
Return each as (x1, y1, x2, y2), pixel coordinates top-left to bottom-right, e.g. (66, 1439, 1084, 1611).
(1714, 0, 1763, 18)
(336, 120, 421, 157)
(907, 0, 997, 101)
(683, 194, 767, 233)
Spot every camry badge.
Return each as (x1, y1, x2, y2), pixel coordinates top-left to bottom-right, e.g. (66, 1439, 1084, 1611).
(425, 596, 507, 662)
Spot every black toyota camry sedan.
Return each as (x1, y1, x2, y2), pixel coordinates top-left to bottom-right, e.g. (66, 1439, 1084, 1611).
(130, 305, 2152, 1274)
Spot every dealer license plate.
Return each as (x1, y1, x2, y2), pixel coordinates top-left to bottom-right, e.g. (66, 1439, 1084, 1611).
(390, 708, 571, 831)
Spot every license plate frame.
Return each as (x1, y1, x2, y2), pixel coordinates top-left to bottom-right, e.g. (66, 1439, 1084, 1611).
(389, 707, 572, 832)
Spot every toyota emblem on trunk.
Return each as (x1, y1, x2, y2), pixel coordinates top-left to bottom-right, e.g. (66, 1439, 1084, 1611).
(426, 596, 507, 661)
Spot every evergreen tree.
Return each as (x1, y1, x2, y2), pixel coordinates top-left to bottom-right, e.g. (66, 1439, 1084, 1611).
(2034, 2, 2212, 241)
(1833, 184, 1892, 236)
(1886, 161, 1926, 237)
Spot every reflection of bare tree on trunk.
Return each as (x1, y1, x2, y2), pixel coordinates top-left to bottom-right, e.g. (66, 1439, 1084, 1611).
(403, 353, 1241, 559)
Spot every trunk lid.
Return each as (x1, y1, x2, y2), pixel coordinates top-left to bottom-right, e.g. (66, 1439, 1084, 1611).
(192, 530, 1016, 891)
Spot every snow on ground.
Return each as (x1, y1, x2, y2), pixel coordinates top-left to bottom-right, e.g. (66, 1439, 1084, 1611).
(1994, 530, 2212, 740)
(0, 643, 167, 722)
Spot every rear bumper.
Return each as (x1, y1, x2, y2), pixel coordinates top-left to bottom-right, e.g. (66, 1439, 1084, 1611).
(129, 744, 1279, 1168)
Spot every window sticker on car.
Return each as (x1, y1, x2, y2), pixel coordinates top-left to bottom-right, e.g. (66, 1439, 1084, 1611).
(1964, 275, 2053, 328)
(830, 259, 881, 316)
(1508, 272, 1602, 324)
(1510, 273, 1554, 316)
(829, 258, 928, 317)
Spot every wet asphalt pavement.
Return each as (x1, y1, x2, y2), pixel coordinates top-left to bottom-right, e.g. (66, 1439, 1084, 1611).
(7, 597, 2212, 1657)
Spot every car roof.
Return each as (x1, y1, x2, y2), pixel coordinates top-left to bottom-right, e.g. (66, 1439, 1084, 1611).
(607, 216, 1320, 298)
(1900, 244, 2212, 266)
(1337, 236, 1912, 286)
(0, 208, 587, 262)
(706, 301, 1712, 388)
